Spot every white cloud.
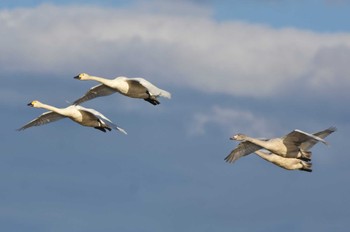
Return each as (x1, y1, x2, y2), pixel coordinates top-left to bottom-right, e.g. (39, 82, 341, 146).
(1, 2, 350, 98)
(188, 106, 275, 137)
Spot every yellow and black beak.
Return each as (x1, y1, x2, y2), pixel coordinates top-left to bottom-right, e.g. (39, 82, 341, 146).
(27, 102, 34, 107)
(73, 75, 81, 80)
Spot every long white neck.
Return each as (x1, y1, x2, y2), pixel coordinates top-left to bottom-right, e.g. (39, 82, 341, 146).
(85, 75, 114, 86)
(243, 136, 271, 149)
(35, 102, 68, 116)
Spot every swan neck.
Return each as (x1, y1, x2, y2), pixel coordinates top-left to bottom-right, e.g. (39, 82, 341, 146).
(86, 75, 110, 84)
(245, 137, 267, 147)
(37, 102, 65, 115)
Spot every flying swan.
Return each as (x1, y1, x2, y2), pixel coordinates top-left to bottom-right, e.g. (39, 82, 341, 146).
(254, 150, 312, 172)
(73, 73, 171, 105)
(18, 100, 127, 134)
(224, 127, 335, 164)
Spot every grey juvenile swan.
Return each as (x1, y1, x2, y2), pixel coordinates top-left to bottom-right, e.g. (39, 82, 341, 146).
(224, 127, 333, 164)
(254, 150, 312, 172)
(18, 100, 127, 134)
(73, 73, 171, 105)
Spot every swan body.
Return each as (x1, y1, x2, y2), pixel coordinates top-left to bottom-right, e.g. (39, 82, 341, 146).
(254, 150, 312, 172)
(73, 73, 171, 105)
(225, 127, 336, 164)
(18, 100, 127, 134)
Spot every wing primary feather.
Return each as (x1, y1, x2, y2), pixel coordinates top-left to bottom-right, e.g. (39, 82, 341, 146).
(73, 84, 116, 105)
(17, 111, 65, 131)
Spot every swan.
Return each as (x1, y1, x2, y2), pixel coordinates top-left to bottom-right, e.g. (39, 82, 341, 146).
(224, 127, 335, 163)
(73, 73, 171, 105)
(254, 150, 312, 172)
(18, 100, 127, 134)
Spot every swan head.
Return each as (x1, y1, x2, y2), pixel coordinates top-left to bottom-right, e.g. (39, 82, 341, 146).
(74, 73, 90, 80)
(27, 100, 41, 108)
(230, 133, 247, 141)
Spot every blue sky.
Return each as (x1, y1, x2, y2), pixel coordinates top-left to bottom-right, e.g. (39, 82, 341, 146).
(1, 0, 350, 231)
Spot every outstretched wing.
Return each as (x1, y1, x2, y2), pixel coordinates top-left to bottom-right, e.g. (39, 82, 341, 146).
(300, 127, 336, 151)
(75, 105, 127, 134)
(73, 84, 116, 105)
(18, 111, 65, 131)
(129, 78, 171, 99)
(224, 141, 263, 164)
(282, 129, 328, 146)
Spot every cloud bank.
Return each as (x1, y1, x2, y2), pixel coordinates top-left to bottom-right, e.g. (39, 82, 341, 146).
(189, 106, 274, 137)
(1, 2, 350, 99)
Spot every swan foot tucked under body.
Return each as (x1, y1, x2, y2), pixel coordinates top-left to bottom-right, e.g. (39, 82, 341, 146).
(299, 150, 312, 161)
(300, 161, 312, 172)
(144, 97, 160, 105)
(94, 126, 112, 132)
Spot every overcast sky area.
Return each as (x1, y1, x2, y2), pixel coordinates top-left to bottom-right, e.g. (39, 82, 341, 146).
(1, 0, 350, 231)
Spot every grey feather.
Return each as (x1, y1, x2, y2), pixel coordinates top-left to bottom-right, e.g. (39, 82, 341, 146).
(224, 141, 263, 163)
(18, 111, 65, 131)
(73, 84, 116, 105)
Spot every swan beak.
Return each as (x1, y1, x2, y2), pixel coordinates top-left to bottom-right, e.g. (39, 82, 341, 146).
(73, 75, 81, 80)
(229, 136, 234, 140)
(27, 102, 34, 107)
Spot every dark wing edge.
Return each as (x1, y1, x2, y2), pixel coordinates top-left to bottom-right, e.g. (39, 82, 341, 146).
(300, 127, 337, 150)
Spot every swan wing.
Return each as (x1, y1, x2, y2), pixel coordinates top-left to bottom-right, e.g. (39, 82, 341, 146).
(300, 127, 336, 150)
(129, 78, 171, 99)
(224, 141, 263, 163)
(282, 129, 328, 146)
(18, 111, 65, 131)
(73, 84, 116, 105)
(76, 105, 127, 134)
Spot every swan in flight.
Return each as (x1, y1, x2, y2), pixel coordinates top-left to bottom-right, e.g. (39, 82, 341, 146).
(73, 73, 171, 105)
(224, 127, 336, 164)
(18, 100, 127, 134)
(254, 150, 312, 172)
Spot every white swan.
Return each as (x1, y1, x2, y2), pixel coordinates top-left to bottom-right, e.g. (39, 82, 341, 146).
(18, 100, 127, 134)
(254, 150, 312, 172)
(224, 127, 335, 163)
(73, 73, 171, 105)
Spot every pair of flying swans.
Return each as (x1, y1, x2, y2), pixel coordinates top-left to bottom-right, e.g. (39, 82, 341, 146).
(225, 127, 336, 172)
(73, 73, 171, 106)
(19, 73, 171, 132)
(18, 100, 127, 134)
